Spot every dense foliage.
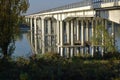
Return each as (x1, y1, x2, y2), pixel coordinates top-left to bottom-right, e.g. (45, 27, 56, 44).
(91, 24, 116, 54)
(0, 52, 120, 80)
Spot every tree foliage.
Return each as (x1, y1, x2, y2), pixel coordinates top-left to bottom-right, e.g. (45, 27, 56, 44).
(0, 0, 29, 57)
(91, 24, 116, 54)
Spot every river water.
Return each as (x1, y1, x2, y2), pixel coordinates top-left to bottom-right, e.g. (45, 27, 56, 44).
(12, 32, 32, 57)
(12, 26, 120, 57)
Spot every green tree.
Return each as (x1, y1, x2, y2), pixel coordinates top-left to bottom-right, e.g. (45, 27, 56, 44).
(0, 0, 29, 57)
(91, 24, 116, 54)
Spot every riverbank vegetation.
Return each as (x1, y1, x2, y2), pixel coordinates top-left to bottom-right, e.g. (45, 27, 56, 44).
(0, 0, 29, 58)
(0, 52, 120, 80)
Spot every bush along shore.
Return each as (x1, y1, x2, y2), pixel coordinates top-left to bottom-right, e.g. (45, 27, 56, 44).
(0, 52, 120, 80)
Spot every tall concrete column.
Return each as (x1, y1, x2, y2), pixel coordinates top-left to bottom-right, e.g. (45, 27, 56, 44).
(71, 20, 74, 57)
(48, 20, 51, 34)
(57, 20, 60, 54)
(86, 20, 90, 54)
(34, 17, 37, 54)
(52, 20, 56, 35)
(66, 21, 70, 57)
(76, 20, 80, 41)
(66, 21, 70, 43)
(41, 18, 45, 54)
(48, 20, 51, 52)
(81, 20, 84, 46)
(55, 21, 57, 52)
(37, 18, 42, 52)
(76, 20, 80, 55)
(81, 20, 84, 55)
(38, 18, 41, 34)
(52, 20, 56, 52)
(30, 18, 33, 45)
(86, 20, 89, 41)
(40, 19, 42, 52)
(60, 21, 63, 56)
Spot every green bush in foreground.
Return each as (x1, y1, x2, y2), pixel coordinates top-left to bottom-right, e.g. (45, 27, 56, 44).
(0, 52, 120, 80)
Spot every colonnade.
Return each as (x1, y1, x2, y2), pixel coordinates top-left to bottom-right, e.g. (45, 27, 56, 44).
(26, 17, 115, 57)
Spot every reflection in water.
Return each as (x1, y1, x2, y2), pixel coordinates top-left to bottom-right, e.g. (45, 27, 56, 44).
(12, 32, 32, 57)
(12, 26, 120, 57)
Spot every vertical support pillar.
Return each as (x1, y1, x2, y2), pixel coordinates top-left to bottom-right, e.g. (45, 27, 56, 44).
(86, 20, 89, 41)
(41, 18, 45, 54)
(71, 20, 74, 57)
(66, 21, 70, 57)
(60, 21, 63, 56)
(30, 18, 33, 45)
(91, 19, 94, 56)
(34, 17, 37, 54)
(48, 20, 51, 52)
(76, 20, 80, 55)
(81, 20, 84, 55)
(38, 18, 41, 35)
(81, 20, 84, 46)
(36, 18, 39, 53)
(38, 19, 42, 52)
(57, 20, 60, 54)
(52, 20, 56, 52)
(77, 20, 80, 41)
(86, 20, 90, 54)
(66, 21, 70, 43)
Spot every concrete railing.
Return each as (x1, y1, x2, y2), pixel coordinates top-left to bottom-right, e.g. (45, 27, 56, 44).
(36, 0, 120, 14)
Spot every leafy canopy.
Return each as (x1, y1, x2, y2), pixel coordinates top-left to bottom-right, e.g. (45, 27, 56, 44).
(91, 24, 116, 53)
(0, 0, 29, 57)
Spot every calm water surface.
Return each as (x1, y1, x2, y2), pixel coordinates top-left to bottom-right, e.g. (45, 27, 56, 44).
(12, 32, 32, 57)
(13, 26, 120, 57)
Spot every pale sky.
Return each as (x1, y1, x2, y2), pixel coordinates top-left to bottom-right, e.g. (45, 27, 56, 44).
(26, 0, 82, 15)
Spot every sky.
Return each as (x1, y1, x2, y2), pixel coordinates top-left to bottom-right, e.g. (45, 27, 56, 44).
(26, 0, 82, 15)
